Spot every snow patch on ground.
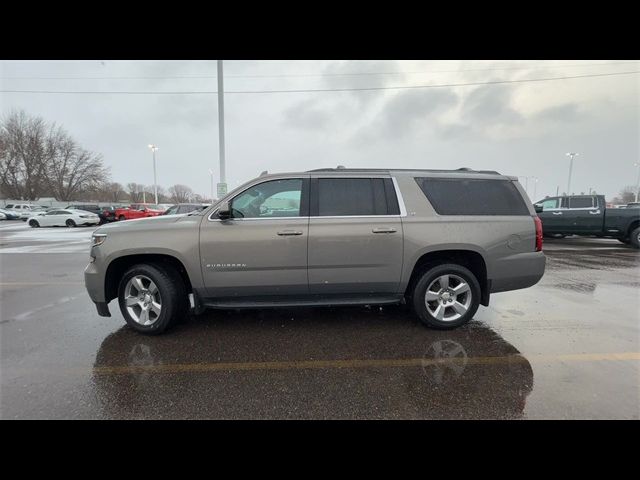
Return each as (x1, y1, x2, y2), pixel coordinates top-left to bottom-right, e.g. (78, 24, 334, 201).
(0, 223, 96, 253)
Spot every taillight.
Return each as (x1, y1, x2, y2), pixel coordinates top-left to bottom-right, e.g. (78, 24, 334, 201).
(534, 216, 543, 252)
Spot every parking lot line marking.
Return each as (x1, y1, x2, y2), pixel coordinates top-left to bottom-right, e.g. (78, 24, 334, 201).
(91, 351, 640, 376)
(0, 282, 84, 286)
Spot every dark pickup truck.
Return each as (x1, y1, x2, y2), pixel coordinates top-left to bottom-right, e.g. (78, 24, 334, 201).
(534, 195, 640, 248)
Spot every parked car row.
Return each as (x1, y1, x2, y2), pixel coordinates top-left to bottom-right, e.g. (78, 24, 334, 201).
(1, 202, 210, 226)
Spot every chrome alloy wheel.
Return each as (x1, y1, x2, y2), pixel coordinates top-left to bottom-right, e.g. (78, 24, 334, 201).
(424, 274, 472, 322)
(124, 275, 162, 326)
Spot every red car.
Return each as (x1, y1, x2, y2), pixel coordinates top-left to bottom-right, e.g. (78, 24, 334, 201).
(114, 204, 165, 221)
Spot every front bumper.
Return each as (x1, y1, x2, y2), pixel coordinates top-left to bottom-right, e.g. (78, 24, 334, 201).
(84, 260, 105, 301)
(94, 302, 111, 317)
(85, 261, 111, 316)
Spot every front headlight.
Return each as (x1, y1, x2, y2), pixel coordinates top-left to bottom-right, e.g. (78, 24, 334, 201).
(91, 233, 107, 247)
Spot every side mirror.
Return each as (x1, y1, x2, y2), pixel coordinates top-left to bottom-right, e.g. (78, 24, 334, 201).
(534, 204, 543, 213)
(217, 201, 231, 219)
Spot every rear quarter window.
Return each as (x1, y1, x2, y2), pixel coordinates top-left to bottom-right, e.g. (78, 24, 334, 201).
(415, 177, 530, 216)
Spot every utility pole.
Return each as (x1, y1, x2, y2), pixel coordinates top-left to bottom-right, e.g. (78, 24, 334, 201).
(531, 177, 538, 201)
(566, 152, 579, 195)
(148, 144, 159, 204)
(217, 60, 227, 198)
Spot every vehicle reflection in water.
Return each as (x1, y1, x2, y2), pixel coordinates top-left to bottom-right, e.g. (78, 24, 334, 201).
(92, 306, 533, 419)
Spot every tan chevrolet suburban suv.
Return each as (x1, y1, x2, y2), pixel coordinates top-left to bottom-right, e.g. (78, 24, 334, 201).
(85, 168, 546, 334)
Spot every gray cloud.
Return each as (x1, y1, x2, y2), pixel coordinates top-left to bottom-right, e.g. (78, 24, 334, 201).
(282, 98, 331, 130)
(533, 103, 581, 122)
(376, 88, 459, 135)
(460, 84, 523, 125)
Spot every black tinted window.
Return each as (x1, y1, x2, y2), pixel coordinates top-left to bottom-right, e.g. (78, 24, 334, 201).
(317, 178, 390, 216)
(415, 177, 530, 216)
(568, 197, 594, 209)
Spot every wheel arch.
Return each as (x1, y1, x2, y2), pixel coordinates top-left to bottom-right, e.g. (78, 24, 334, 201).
(104, 253, 193, 304)
(627, 219, 640, 238)
(404, 248, 490, 306)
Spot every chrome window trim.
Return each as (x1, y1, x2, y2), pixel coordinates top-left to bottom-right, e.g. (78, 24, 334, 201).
(391, 176, 408, 217)
(208, 215, 308, 222)
(312, 215, 402, 219)
(207, 174, 408, 221)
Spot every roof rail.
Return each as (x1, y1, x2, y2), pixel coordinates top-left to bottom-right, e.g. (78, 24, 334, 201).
(307, 167, 501, 174)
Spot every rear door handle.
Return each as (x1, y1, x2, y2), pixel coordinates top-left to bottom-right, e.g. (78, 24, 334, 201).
(552, 212, 563, 215)
(372, 227, 397, 233)
(277, 230, 303, 236)
(589, 210, 601, 215)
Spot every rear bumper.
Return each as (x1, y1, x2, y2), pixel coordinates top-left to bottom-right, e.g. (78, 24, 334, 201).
(490, 251, 546, 293)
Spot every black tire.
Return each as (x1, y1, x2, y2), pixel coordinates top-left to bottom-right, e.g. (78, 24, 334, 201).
(118, 215, 126, 221)
(66, 219, 76, 228)
(412, 263, 481, 330)
(28, 219, 40, 228)
(630, 227, 640, 249)
(117, 263, 186, 335)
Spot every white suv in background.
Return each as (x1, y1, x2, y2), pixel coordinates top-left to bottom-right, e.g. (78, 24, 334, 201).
(4, 204, 34, 219)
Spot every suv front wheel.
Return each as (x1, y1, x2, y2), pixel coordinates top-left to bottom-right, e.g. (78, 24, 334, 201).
(117, 263, 185, 334)
(412, 264, 481, 329)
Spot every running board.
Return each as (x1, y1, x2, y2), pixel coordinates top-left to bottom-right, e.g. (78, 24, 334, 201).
(201, 295, 403, 310)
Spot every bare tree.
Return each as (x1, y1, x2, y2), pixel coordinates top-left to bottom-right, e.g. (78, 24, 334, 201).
(97, 182, 126, 203)
(168, 184, 193, 203)
(45, 133, 110, 201)
(0, 110, 50, 200)
(0, 110, 110, 201)
(126, 182, 145, 203)
(613, 186, 637, 204)
(141, 184, 169, 203)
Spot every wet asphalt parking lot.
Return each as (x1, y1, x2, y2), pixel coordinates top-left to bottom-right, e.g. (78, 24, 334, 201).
(0, 221, 638, 419)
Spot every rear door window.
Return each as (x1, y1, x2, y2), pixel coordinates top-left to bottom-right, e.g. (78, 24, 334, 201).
(313, 178, 394, 216)
(414, 177, 530, 216)
(568, 197, 594, 209)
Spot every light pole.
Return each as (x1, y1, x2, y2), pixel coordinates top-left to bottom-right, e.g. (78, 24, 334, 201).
(634, 163, 640, 203)
(208, 169, 215, 202)
(531, 176, 539, 201)
(148, 144, 159, 205)
(217, 60, 227, 198)
(566, 152, 579, 195)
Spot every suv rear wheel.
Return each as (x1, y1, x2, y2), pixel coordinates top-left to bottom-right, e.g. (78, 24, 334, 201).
(412, 264, 481, 329)
(117, 263, 186, 334)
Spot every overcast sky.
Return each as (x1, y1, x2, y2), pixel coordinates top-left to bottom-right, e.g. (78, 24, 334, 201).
(1, 60, 638, 201)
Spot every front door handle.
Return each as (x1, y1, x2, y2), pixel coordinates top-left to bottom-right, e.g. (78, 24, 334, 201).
(277, 230, 303, 236)
(552, 212, 563, 215)
(589, 210, 601, 215)
(372, 227, 397, 233)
